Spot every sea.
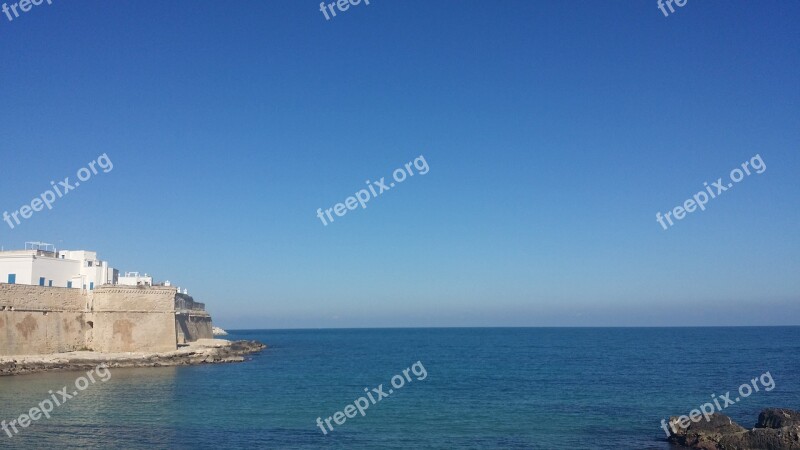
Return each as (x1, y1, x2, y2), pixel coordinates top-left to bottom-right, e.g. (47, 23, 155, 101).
(1, 327, 798, 449)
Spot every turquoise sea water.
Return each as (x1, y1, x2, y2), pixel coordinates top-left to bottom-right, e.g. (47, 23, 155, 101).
(1, 327, 798, 449)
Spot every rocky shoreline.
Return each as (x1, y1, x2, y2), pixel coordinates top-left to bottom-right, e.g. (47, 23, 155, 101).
(0, 339, 266, 376)
(668, 408, 800, 449)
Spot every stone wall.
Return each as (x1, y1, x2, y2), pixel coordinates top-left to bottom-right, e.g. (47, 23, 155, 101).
(0, 284, 88, 355)
(0, 284, 216, 356)
(91, 286, 178, 353)
(0, 311, 88, 355)
(0, 283, 86, 311)
(176, 313, 213, 344)
(174, 292, 213, 344)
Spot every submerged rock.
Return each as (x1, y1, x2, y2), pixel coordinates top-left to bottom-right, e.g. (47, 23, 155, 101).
(667, 410, 800, 449)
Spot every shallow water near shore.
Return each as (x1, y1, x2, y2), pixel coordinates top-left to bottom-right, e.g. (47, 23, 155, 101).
(0, 327, 798, 449)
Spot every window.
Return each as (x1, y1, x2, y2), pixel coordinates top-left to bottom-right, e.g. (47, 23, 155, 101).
(7, 274, 15, 284)
(88, 261, 93, 267)
(39, 277, 45, 286)
(90, 282, 94, 290)
(67, 281, 73, 288)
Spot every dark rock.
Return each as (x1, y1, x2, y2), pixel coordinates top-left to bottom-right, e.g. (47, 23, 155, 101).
(667, 413, 747, 449)
(667, 410, 800, 450)
(228, 340, 266, 354)
(758, 409, 800, 429)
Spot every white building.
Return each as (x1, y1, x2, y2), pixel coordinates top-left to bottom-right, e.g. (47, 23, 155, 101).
(0, 242, 117, 290)
(0, 242, 189, 294)
(118, 271, 153, 287)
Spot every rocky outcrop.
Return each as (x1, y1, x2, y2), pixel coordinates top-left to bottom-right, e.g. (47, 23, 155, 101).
(668, 410, 800, 449)
(0, 339, 266, 376)
(758, 409, 800, 429)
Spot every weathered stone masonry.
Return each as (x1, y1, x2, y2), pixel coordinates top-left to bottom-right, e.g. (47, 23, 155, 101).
(0, 283, 213, 356)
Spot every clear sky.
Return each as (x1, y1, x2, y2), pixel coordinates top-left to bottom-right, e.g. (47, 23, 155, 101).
(0, 1, 798, 328)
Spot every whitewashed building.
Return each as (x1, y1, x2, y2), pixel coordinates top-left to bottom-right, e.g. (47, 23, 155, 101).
(117, 272, 153, 287)
(0, 242, 117, 290)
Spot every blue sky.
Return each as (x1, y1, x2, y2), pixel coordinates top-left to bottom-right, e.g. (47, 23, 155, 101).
(0, 1, 798, 328)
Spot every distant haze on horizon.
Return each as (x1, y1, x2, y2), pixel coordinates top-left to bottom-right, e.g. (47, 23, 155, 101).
(1, 1, 797, 328)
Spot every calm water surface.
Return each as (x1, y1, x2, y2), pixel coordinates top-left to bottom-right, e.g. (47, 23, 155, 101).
(0, 327, 798, 449)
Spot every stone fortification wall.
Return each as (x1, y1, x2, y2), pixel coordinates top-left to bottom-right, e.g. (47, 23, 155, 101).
(0, 284, 88, 355)
(176, 313, 213, 344)
(91, 286, 178, 353)
(0, 284, 217, 356)
(174, 293, 213, 344)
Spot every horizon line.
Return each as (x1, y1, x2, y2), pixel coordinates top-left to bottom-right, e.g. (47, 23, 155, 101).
(219, 324, 800, 331)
